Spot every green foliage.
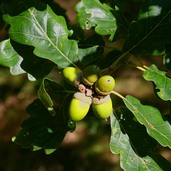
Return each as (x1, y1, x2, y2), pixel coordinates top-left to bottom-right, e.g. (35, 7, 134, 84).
(123, 0, 171, 55)
(110, 108, 163, 171)
(143, 65, 171, 101)
(3, 6, 79, 68)
(0, 39, 25, 75)
(75, 0, 117, 40)
(1, 0, 171, 170)
(123, 95, 171, 148)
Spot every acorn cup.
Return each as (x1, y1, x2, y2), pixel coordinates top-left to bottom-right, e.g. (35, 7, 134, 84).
(92, 95, 113, 119)
(82, 65, 101, 86)
(69, 92, 92, 121)
(95, 75, 115, 96)
(62, 67, 83, 87)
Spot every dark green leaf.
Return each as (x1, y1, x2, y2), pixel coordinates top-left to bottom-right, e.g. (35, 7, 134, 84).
(14, 99, 68, 153)
(97, 49, 123, 69)
(3, 6, 79, 68)
(143, 64, 171, 101)
(1, 0, 66, 18)
(123, 95, 171, 148)
(111, 8, 129, 40)
(38, 79, 72, 118)
(10, 40, 54, 79)
(123, 0, 171, 55)
(38, 79, 56, 116)
(1, 0, 46, 15)
(78, 34, 105, 65)
(115, 107, 157, 157)
(110, 112, 162, 171)
(75, 0, 117, 40)
(163, 44, 171, 70)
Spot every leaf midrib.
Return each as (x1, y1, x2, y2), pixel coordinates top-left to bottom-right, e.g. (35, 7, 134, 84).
(28, 7, 77, 68)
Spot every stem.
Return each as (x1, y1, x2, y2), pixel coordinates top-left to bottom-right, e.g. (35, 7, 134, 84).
(143, 65, 149, 70)
(136, 66, 146, 72)
(111, 90, 126, 100)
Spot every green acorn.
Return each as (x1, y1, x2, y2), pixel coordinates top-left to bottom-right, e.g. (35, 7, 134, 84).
(82, 65, 101, 86)
(92, 95, 113, 119)
(95, 75, 115, 95)
(69, 92, 92, 121)
(62, 67, 82, 86)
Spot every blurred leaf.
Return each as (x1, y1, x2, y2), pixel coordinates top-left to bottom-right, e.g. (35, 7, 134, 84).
(123, 95, 171, 148)
(164, 44, 171, 70)
(0, 39, 25, 75)
(0, 13, 5, 30)
(3, 5, 79, 68)
(123, 0, 171, 55)
(75, 0, 117, 40)
(14, 99, 68, 153)
(163, 52, 171, 70)
(143, 64, 171, 101)
(110, 112, 163, 171)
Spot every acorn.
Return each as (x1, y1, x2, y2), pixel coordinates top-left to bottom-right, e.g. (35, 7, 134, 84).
(69, 92, 92, 121)
(62, 67, 82, 86)
(95, 75, 115, 95)
(92, 95, 113, 119)
(82, 65, 101, 86)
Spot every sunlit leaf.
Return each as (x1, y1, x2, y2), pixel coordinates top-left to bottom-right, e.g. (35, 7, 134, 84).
(143, 64, 171, 101)
(0, 39, 25, 75)
(75, 0, 117, 40)
(123, 95, 171, 148)
(3, 5, 79, 68)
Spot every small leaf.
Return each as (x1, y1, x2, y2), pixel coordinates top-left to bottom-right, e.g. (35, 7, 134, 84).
(123, 95, 171, 148)
(0, 39, 25, 75)
(38, 78, 56, 116)
(3, 5, 79, 68)
(75, 0, 117, 40)
(110, 112, 163, 171)
(44, 148, 56, 155)
(143, 64, 171, 101)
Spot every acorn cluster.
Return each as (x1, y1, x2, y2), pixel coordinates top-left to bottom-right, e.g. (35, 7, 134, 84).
(62, 65, 115, 122)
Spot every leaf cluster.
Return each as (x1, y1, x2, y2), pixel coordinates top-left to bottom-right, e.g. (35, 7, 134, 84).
(0, 0, 171, 170)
